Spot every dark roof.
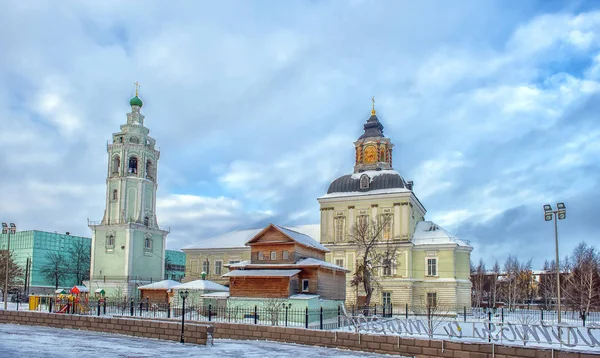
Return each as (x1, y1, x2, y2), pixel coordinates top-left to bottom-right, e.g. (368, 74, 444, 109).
(327, 171, 406, 194)
(358, 114, 384, 139)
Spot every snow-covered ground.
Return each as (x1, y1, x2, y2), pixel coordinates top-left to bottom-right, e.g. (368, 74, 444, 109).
(0, 323, 400, 358)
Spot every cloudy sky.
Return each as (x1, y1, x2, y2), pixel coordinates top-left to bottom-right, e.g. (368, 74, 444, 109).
(1, 0, 599, 268)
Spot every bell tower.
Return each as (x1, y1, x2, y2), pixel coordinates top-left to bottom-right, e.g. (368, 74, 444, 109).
(88, 84, 169, 297)
(353, 97, 394, 173)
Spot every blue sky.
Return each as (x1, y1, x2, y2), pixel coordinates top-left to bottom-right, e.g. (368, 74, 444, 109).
(1, 0, 600, 268)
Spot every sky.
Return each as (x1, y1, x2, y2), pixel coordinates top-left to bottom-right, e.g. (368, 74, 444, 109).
(1, 0, 600, 269)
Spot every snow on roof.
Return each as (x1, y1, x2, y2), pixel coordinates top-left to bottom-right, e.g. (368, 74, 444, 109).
(318, 187, 410, 199)
(412, 221, 470, 247)
(296, 258, 348, 271)
(227, 260, 250, 268)
(201, 292, 230, 298)
(182, 224, 321, 250)
(138, 280, 182, 290)
(223, 269, 301, 277)
(171, 280, 229, 292)
(71, 285, 89, 293)
(272, 225, 329, 252)
(289, 294, 320, 300)
(350, 170, 402, 180)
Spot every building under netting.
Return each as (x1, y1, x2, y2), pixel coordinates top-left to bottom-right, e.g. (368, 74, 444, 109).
(165, 250, 185, 282)
(0, 230, 91, 295)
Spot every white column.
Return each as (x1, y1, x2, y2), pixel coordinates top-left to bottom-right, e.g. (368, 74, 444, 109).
(327, 209, 334, 241)
(401, 203, 409, 237)
(394, 204, 401, 239)
(320, 209, 327, 242)
(371, 205, 378, 224)
(348, 207, 355, 232)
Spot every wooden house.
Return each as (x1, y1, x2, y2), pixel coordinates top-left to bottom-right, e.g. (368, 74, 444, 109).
(224, 224, 347, 302)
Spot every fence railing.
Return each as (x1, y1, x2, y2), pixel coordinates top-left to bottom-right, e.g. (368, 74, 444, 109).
(39, 298, 600, 329)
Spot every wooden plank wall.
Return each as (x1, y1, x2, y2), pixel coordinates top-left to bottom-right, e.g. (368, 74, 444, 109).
(250, 243, 296, 264)
(229, 277, 291, 298)
(316, 268, 346, 300)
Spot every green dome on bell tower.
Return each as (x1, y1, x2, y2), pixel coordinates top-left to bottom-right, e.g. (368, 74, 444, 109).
(129, 96, 143, 107)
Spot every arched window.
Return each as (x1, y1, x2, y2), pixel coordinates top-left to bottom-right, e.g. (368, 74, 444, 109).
(112, 156, 120, 174)
(106, 235, 115, 249)
(360, 174, 370, 189)
(144, 236, 153, 251)
(144, 216, 149, 226)
(112, 189, 118, 201)
(145, 160, 153, 180)
(128, 157, 138, 174)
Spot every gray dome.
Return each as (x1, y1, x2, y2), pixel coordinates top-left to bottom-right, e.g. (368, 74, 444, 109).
(327, 170, 407, 194)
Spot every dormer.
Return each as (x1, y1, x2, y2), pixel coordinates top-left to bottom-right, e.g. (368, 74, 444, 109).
(245, 224, 329, 264)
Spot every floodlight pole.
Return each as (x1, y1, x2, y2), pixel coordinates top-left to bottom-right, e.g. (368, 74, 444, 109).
(2, 223, 16, 311)
(553, 212, 561, 324)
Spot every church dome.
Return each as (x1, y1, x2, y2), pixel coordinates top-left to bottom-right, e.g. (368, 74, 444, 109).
(327, 170, 409, 194)
(130, 96, 143, 107)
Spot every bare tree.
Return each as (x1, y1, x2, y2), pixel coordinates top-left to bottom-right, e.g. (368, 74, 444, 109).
(67, 240, 90, 285)
(0, 250, 24, 291)
(413, 295, 454, 338)
(348, 215, 395, 308)
(490, 260, 500, 308)
(502, 255, 520, 311)
(539, 259, 557, 310)
(262, 298, 287, 325)
(471, 259, 486, 308)
(563, 242, 600, 322)
(40, 252, 68, 289)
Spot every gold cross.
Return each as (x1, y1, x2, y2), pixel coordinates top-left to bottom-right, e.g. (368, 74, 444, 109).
(134, 81, 140, 97)
(371, 96, 376, 115)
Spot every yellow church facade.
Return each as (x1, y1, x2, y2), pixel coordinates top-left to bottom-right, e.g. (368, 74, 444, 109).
(182, 104, 472, 309)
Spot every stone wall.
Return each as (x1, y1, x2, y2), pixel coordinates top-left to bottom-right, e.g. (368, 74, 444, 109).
(1, 310, 598, 357)
(0, 310, 207, 345)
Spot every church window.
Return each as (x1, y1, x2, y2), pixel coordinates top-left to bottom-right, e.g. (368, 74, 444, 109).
(358, 215, 369, 229)
(383, 258, 393, 276)
(112, 189, 118, 201)
(145, 160, 154, 181)
(144, 216, 149, 226)
(112, 156, 120, 174)
(427, 292, 437, 307)
(359, 174, 370, 189)
(144, 236, 153, 251)
(128, 157, 138, 174)
(214, 260, 222, 275)
(106, 235, 115, 250)
(382, 214, 393, 240)
(334, 217, 345, 242)
(426, 257, 438, 276)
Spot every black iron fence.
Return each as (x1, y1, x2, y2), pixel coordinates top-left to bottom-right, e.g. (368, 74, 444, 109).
(41, 298, 600, 329)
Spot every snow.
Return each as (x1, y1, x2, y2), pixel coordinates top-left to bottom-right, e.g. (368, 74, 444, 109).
(183, 224, 321, 250)
(273, 225, 329, 252)
(0, 323, 396, 357)
(138, 279, 182, 290)
(223, 269, 301, 277)
(289, 294, 320, 300)
(318, 188, 410, 199)
(296, 258, 348, 272)
(412, 221, 470, 247)
(349, 169, 402, 180)
(201, 292, 230, 298)
(172, 280, 229, 292)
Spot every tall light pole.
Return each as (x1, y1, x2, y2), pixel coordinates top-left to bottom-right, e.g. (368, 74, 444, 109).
(2, 222, 17, 310)
(543, 203, 566, 323)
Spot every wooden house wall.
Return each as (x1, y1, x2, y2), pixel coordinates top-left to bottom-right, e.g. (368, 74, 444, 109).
(316, 268, 346, 300)
(298, 268, 319, 294)
(140, 290, 169, 303)
(293, 245, 325, 261)
(229, 276, 291, 298)
(251, 243, 296, 264)
(289, 276, 299, 296)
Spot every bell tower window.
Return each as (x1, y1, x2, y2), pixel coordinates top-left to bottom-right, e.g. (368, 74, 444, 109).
(112, 189, 118, 201)
(112, 156, 120, 174)
(360, 174, 370, 189)
(144, 216, 150, 226)
(128, 157, 138, 174)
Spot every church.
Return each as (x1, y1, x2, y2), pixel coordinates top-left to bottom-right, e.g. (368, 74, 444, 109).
(88, 87, 169, 297)
(183, 101, 473, 309)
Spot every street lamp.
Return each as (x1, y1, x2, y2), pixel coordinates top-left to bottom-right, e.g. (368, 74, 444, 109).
(282, 302, 292, 327)
(543, 203, 566, 323)
(2, 223, 16, 311)
(179, 290, 189, 343)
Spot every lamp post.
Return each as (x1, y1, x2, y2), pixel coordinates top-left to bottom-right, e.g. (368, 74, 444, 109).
(2, 223, 16, 311)
(179, 290, 189, 343)
(543, 203, 566, 324)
